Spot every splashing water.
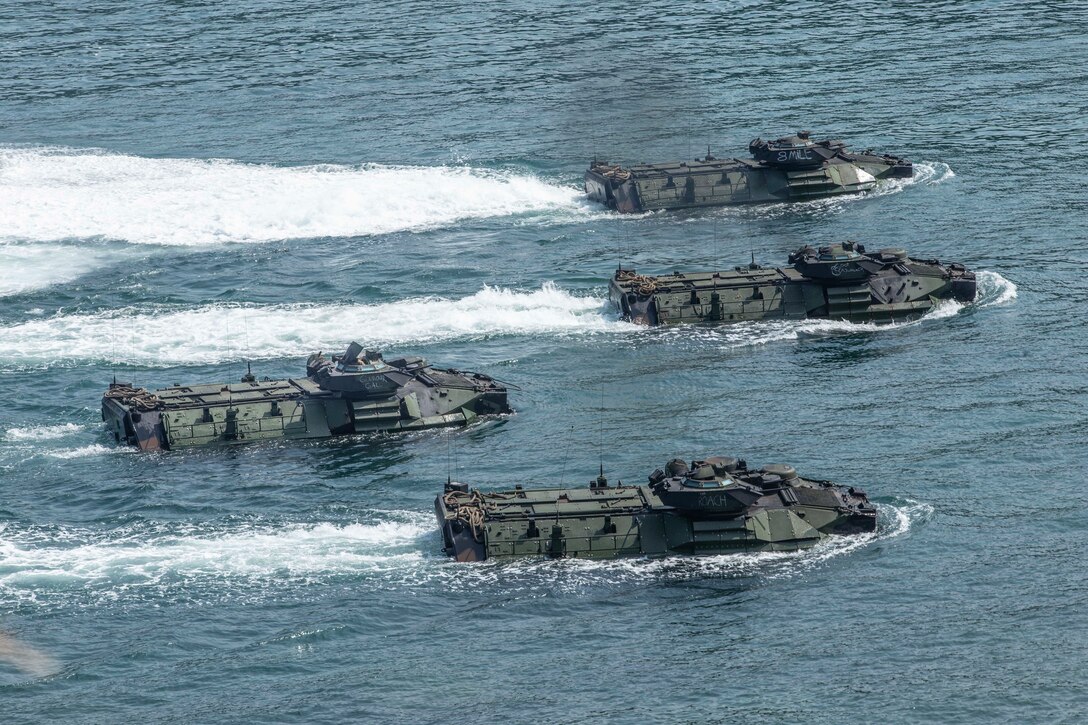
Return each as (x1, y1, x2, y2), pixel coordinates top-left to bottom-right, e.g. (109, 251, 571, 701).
(2, 423, 86, 442)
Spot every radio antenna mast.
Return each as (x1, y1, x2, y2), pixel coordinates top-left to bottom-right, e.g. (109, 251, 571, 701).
(598, 383, 606, 477)
(558, 425, 575, 487)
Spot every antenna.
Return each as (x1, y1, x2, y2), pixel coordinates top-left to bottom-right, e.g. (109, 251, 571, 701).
(713, 216, 720, 266)
(558, 424, 575, 487)
(453, 428, 460, 482)
(624, 221, 631, 270)
(111, 315, 118, 385)
(127, 321, 135, 389)
(446, 427, 452, 486)
(598, 383, 605, 476)
(243, 309, 252, 381)
(225, 313, 234, 408)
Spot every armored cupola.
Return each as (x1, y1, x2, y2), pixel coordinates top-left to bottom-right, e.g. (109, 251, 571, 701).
(760, 464, 798, 481)
(688, 462, 720, 483)
(665, 458, 688, 477)
(704, 456, 742, 474)
(334, 342, 388, 372)
(876, 247, 908, 263)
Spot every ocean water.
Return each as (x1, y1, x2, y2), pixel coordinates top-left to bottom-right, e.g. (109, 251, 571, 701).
(1, 1, 1085, 722)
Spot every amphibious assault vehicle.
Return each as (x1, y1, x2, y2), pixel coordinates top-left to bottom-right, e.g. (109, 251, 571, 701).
(610, 241, 976, 326)
(437, 456, 877, 561)
(102, 342, 510, 451)
(586, 130, 912, 212)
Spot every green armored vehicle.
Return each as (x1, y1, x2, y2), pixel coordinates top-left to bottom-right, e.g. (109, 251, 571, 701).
(610, 242, 976, 326)
(437, 456, 877, 562)
(102, 342, 511, 451)
(586, 130, 912, 212)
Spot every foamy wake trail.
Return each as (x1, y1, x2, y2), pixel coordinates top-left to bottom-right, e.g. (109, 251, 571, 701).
(2, 423, 85, 442)
(0, 515, 431, 598)
(44, 444, 134, 460)
(0, 425, 124, 464)
(0, 242, 95, 296)
(0, 147, 587, 246)
(0, 243, 119, 297)
(0, 284, 630, 367)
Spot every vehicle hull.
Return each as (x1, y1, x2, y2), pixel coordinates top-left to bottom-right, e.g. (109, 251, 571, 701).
(586, 137, 912, 213)
(102, 365, 509, 451)
(437, 461, 877, 562)
(609, 245, 976, 326)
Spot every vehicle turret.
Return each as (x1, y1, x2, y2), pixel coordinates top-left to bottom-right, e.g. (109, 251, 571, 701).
(650, 459, 763, 515)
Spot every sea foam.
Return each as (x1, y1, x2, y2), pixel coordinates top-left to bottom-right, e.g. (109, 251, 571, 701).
(0, 517, 431, 594)
(0, 147, 588, 246)
(0, 284, 630, 366)
(0, 243, 116, 297)
(2, 423, 85, 442)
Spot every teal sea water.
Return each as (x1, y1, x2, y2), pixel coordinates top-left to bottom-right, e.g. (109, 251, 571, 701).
(1, 1, 1085, 722)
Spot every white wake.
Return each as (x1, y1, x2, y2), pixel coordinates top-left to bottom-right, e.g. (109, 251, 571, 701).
(0, 146, 587, 246)
(0, 516, 431, 601)
(0, 284, 631, 366)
